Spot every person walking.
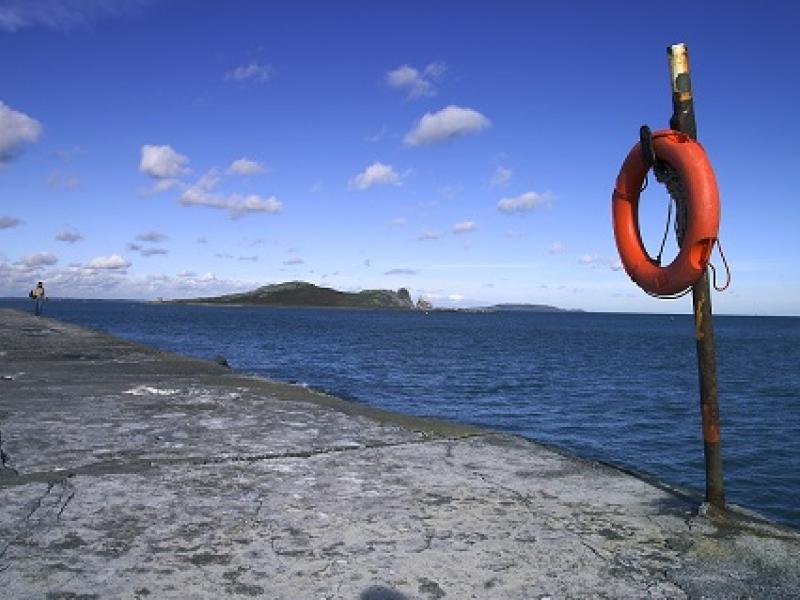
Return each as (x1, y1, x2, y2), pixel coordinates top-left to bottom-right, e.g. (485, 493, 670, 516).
(30, 281, 46, 316)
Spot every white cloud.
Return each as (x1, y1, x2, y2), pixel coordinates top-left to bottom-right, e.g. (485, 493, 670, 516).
(17, 252, 58, 268)
(0, 101, 42, 164)
(226, 62, 273, 83)
(140, 145, 190, 179)
(497, 191, 553, 214)
(418, 230, 442, 241)
(0, 216, 23, 229)
(0, 260, 258, 300)
(349, 161, 402, 190)
(549, 242, 565, 254)
(87, 254, 131, 270)
(228, 158, 265, 176)
(404, 105, 490, 146)
(180, 170, 282, 218)
(55, 229, 82, 243)
(136, 231, 168, 242)
(388, 217, 407, 227)
(386, 62, 446, 100)
(448, 293, 464, 302)
(491, 165, 512, 187)
(453, 220, 477, 234)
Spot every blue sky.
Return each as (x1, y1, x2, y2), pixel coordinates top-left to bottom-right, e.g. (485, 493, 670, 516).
(1, 0, 798, 314)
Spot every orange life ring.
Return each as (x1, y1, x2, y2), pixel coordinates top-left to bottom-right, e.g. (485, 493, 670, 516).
(612, 129, 720, 296)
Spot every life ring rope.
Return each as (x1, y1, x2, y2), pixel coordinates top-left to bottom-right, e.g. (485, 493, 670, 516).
(612, 128, 722, 297)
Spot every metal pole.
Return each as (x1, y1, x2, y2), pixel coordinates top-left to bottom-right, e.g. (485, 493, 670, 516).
(667, 43, 725, 509)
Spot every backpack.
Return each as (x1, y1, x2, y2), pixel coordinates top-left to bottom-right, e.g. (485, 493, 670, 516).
(29, 290, 35, 299)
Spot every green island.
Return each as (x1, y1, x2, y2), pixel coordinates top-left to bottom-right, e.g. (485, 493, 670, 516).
(171, 280, 416, 309)
(171, 281, 573, 312)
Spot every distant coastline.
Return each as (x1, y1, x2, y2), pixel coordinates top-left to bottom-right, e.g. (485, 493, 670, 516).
(166, 280, 576, 313)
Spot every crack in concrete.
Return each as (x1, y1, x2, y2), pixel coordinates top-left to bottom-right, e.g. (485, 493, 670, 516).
(0, 434, 489, 489)
(57, 489, 75, 519)
(0, 478, 75, 566)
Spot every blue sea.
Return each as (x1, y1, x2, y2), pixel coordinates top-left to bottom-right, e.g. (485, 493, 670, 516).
(2, 299, 798, 531)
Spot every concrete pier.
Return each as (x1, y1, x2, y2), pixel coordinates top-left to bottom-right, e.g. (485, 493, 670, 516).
(1, 308, 798, 599)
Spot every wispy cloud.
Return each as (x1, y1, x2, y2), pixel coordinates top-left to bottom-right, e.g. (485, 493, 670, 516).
(490, 165, 512, 187)
(284, 256, 304, 266)
(453, 220, 477, 234)
(439, 184, 462, 200)
(17, 252, 58, 268)
(388, 217, 407, 227)
(226, 62, 273, 83)
(55, 229, 82, 243)
(404, 105, 490, 146)
(364, 125, 388, 143)
(418, 230, 442, 241)
(0, 101, 42, 164)
(578, 254, 623, 271)
(0, 216, 23, 229)
(140, 247, 168, 257)
(228, 158, 265, 176)
(427, 262, 539, 270)
(180, 170, 282, 218)
(386, 62, 446, 100)
(128, 242, 167, 257)
(384, 268, 418, 276)
(549, 241, 565, 254)
(47, 170, 79, 190)
(349, 161, 402, 190)
(497, 191, 553, 214)
(135, 231, 168, 243)
(0, 0, 151, 32)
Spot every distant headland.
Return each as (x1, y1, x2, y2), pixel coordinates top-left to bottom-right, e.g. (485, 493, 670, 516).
(171, 281, 416, 310)
(169, 281, 575, 312)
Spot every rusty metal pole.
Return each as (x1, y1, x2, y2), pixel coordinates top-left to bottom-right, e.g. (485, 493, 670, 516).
(667, 43, 725, 509)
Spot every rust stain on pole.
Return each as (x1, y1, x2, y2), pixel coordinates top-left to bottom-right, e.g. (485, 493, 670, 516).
(668, 42, 725, 509)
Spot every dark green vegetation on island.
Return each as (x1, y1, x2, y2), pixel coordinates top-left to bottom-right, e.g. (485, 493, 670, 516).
(172, 281, 415, 310)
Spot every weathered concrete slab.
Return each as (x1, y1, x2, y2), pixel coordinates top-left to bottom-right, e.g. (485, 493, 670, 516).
(1, 308, 798, 599)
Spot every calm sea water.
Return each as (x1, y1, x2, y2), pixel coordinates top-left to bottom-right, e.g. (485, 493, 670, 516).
(3, 299, 798, 530)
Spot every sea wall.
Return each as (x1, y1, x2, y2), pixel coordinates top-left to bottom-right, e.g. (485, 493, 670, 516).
(0, 308, 798, 598)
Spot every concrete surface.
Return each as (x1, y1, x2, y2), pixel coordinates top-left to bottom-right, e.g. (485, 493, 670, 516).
(0, 308, 798, 599)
